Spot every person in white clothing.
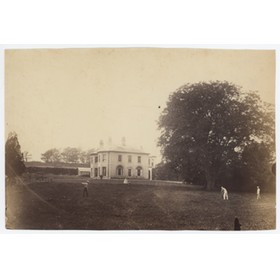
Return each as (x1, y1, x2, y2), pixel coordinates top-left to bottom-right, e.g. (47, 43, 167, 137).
(257, 186, 261, 200)
(221, 186, 229, 200)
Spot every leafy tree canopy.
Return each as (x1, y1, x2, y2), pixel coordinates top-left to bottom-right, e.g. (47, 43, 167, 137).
(41, 147, 94, 165)
(41, 148, 61, 163)
(61, 147, 81, 164)
(158, 81, 274, 191)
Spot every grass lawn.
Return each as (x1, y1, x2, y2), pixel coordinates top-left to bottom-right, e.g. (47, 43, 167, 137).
(5, 179, 276, 231)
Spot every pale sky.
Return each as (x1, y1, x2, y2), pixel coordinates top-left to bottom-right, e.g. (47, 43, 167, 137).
(5, 48, 275, 161)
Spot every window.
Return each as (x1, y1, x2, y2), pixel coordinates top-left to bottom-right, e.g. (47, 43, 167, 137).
(136, 167, 142, 176)
(98, 155, 100, 162)
(128, 168, 132, 177)
(118, 155, 122, 162)
(138, 156, 141, 163)
(102, 167, 106, 176)
(94, 168, 98, 177)
(102, 154, 106, 162)
(128, 155, 132, 163)
(117, 166, 123, 176)
(95, 156, 98, 163)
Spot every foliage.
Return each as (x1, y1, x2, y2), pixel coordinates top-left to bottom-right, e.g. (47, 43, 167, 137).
(41, 147, 94, 164)
(5, 132, 26, 178)
(61, 147, 81, 163)
(154, 162, 182, 181)
(158, 81, 275, 191)
(79, 149, 95, 164)
(79, 150, 87, 164)
(41, 148, 61, 163)
(86, 149, 96, 164)
(224, 142, 276, 192)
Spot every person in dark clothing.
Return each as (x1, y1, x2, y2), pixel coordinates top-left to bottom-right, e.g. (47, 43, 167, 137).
(234, 217, 241, 230)
(82, 180, 89, 197)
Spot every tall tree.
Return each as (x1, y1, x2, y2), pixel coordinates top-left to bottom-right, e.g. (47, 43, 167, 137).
(61, 147, 80, 163)
(5, 132, 26, 178)
(41, 148, 61, 163)
(158, 81, 274, 190)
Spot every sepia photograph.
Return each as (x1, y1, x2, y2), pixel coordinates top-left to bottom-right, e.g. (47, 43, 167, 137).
(4, 47, 276, 230)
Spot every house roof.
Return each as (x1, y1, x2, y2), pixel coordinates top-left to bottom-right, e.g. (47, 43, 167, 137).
(90, 144, 149, 155)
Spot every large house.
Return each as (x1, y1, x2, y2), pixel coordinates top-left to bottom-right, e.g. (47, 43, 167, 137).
(90, 138, 155, 180)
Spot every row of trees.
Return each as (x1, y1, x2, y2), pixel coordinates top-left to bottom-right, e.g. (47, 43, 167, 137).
(41, 147, 94, 164)
(5, 133, 94, 179)
(5, 133, 93, 180)
(157, 81, 275, 192)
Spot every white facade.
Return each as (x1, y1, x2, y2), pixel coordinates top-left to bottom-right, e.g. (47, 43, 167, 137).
(78, 167, 91, 176)
(90, 143, 152, 179)
(148, 156, 156, 180)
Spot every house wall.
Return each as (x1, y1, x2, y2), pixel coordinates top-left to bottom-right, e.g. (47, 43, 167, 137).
(90, 151, 149, 179)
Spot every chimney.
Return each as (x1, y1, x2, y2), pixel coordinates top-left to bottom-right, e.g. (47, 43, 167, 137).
(99, 140, 104, 147)
(108, 137, 112, 145)
(121, 137, 126, 146)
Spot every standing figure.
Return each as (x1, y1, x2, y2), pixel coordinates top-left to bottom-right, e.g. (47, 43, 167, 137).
(123, 177, 129, 184)
(234, 217, 241, 230)
(221, 186, 229, 200)
(257, 186, 261, 200)
(82, 180, 89, 197)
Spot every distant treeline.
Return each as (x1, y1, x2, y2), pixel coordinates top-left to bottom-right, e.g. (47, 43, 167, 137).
(40, 147, 95, 164)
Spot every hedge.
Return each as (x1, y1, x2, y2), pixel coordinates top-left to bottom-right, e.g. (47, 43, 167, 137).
(26, 166, 78, 175)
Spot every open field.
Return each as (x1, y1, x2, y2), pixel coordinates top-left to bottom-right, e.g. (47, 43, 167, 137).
(5, 178, 276, 231)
